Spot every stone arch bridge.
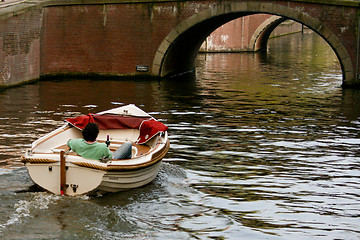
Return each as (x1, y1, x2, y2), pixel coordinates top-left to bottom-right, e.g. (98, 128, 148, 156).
(0, 0, 359, 87)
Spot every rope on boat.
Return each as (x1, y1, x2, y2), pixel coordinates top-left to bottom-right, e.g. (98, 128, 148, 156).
(21, 156, 57, 163)
(72, 162, 109, 171)
(21, 139, 170, 171)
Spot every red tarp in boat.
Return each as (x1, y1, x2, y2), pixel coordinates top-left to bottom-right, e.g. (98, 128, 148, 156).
(66, 114, 168, 144)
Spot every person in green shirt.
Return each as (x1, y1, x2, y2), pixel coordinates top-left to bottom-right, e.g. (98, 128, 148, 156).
(67, 123, 132, 160)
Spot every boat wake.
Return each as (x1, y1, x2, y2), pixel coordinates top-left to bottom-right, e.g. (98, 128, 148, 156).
(0, 193, 60, 234)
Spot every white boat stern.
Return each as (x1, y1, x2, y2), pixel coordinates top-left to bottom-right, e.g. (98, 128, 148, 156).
(26, 162, 105, 196)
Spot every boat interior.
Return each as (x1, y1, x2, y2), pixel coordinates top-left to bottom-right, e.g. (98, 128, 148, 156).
(31, 124, 158, 159)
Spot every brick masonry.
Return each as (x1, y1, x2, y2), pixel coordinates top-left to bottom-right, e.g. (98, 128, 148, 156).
(0, 0, 359, 87)
(199, 14, 303, 52)
(41, 2, 214, 77)
(200, 14, 272, 52)
(0, 7, 42, 86)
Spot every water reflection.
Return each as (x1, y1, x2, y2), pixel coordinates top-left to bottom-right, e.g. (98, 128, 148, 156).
(0, 32, 360, 239)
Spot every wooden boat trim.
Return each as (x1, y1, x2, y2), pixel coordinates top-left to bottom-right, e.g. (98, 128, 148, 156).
(60, 150, 66, 195)
(74, 139, 170, 171)
(21, 139, 170, 171)
(107, 139, 170, 170)
(151, 139, 170, 163)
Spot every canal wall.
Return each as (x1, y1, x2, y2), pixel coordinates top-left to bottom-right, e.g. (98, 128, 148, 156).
(0, 6, 42, 86)
(200, 14, 271, 52)
(200, 15, 303, 52)
(270, 19, 303, 38)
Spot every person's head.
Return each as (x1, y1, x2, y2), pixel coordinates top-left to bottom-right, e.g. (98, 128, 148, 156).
(82, 123, 99, 142)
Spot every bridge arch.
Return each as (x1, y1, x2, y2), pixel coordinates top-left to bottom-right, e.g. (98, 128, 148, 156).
(153, 2, 352, 84)
(250, 15, 288, 52)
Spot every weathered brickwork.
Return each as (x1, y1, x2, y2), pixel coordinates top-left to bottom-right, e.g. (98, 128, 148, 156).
(200, 14, 273, 52)
(199, 14, 302, 52)
(0, 8, 42, 86)
(0, 0, 359, 87)
(41, 2, 214, 76)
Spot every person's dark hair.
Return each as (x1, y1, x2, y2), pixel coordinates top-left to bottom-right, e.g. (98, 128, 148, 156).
(82, 123, 99, 142)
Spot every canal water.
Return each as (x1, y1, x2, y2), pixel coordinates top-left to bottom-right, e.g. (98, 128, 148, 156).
(1, 31, 360, 239)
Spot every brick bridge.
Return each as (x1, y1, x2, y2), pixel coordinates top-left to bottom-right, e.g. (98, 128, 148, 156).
(1, 0, 360, 87)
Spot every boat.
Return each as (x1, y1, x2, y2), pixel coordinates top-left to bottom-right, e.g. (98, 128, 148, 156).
(21, 104, 170, 196)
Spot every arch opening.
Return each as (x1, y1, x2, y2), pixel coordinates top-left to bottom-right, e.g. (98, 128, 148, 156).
(157, 12, 247, 77)
(152, 2, 352, 85)
(199, 14, 295, 53)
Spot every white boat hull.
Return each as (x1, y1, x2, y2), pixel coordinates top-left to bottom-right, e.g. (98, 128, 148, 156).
(99, 162, 162, 193)
(25, 160, 162, 196)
